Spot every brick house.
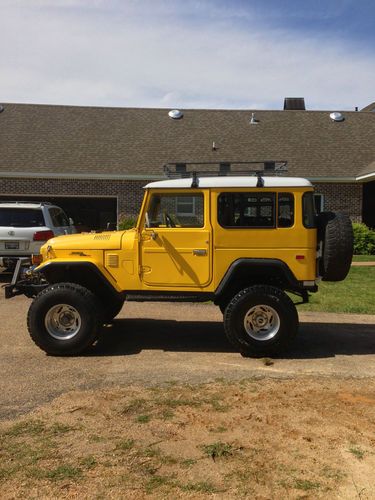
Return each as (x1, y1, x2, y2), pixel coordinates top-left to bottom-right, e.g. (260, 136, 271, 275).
(0, 100, 374, 229)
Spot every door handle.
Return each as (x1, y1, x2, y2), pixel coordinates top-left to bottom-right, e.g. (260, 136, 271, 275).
(193, 249, 207, 256)
(142, 231, 158, 241)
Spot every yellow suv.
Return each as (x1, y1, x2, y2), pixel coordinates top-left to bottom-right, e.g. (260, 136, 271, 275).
(5, 163, 353, 357)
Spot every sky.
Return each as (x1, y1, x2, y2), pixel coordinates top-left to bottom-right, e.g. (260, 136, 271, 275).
(0, 0, 374, 110)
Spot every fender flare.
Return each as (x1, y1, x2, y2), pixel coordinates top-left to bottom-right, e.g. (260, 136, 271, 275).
(214, 258, 300, 301)
(38, 261, 123, 302)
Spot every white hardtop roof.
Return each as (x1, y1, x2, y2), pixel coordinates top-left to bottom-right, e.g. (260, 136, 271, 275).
(144, 176, 312, 189)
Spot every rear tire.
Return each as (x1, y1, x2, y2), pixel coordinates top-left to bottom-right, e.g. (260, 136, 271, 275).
(224, 285, 298, 357)
(27, 282, 100, 356)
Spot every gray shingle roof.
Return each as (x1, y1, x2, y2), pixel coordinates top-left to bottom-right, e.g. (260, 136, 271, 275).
(0, 103, 374, 180)
(361, 102, 375, 112)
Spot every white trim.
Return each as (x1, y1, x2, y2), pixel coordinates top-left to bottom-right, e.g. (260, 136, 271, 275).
(356, 172, 375, 181)
(308, 176, 356, 182)
(0, 171, 360, 183)
(0, 193, 118, 199)
(145, 177, 313, 189)
(0, 171, 162, 181)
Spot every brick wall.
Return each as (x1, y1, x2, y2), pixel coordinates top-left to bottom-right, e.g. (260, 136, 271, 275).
(0, 177, 363, 222)
(0, 177, 148, 219)
(313, 182, 362, 221)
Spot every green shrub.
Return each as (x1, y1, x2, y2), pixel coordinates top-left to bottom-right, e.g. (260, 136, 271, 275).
(352, 223, 375, 255)
(118, 216, 137, 230)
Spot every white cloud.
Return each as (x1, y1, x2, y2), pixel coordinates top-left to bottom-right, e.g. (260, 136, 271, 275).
(0, 0, 374, 110)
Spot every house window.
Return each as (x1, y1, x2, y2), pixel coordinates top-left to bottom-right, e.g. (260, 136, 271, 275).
(176, 196, 195, 216)
(314, 193, 324, 213)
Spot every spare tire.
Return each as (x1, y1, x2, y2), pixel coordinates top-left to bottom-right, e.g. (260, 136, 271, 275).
(318, 211, 353, 281)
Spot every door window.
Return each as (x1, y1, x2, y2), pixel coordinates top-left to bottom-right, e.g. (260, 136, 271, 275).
(146, 193, 204, 228)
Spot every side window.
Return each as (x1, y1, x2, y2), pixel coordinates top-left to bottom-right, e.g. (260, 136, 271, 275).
(278, 193, 294, 227)
(302, 192, 317, 228)
(146, 193, 204, 228)
(314, 193, 324, 214)
(49, 208, 69, 227)
(218, 193, 275, 228)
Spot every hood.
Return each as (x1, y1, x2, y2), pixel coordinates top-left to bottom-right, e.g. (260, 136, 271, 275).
(45, 230, 128, 251)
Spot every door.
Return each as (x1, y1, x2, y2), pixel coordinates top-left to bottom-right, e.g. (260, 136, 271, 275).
(363, 181, 375, 228)
(140, 191, 211, 287)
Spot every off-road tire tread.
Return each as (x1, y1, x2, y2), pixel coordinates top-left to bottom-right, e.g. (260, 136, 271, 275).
(224, 285, 299, 357)
(27, 282, 100, 356)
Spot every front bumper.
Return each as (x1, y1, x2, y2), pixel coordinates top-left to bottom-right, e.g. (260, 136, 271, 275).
(3, 258, 48, 299)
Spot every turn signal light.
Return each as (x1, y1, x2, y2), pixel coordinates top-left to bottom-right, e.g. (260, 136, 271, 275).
(33, 230, 54, 241)
(32, 254, 43, 265)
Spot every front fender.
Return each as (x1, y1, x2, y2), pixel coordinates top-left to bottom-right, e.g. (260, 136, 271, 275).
(36, 260, 123, 300)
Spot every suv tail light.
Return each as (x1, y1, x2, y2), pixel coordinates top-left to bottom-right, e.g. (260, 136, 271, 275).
(33, 230, 54, 241)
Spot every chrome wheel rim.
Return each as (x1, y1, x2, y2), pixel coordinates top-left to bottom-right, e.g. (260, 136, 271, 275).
(243, 305, 280, 341)
(45, 304, 81, 340)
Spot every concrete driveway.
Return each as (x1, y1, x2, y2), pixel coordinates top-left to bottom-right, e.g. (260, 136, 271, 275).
(1, 287, 374, 421)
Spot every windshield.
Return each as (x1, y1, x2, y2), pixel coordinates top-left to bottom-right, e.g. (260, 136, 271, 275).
(0, 208, 45, 227)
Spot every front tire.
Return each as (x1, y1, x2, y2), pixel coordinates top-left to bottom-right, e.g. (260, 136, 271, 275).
(101, 297, 124, 323)
(224, 285, 298, 357)
(27, 283, 101, 356)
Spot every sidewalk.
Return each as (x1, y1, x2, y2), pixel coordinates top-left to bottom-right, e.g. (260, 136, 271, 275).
(351, 261, 375, 266)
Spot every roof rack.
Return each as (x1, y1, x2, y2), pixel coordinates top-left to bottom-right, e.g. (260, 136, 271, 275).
(163, 161, 288, 188)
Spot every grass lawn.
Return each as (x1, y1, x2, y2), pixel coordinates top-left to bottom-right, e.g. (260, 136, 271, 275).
(296, 266, 375, 314)
(352, 254, 375, 262)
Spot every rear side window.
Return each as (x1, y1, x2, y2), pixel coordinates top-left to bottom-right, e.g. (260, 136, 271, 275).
(0, 208, 45, 227)
(49, 208, 69, 227)
(302, 192, 317, 228)
(218, 193, 275, 228)
(278, 193, 294, 227)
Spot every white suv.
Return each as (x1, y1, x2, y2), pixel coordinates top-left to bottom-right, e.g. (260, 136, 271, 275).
(0, 202, 76, 269)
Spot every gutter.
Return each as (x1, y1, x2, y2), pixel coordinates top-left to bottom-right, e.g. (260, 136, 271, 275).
(0, 172, 360, 182)
(0, 171, 164, 181)
(356, 172, 375, 182)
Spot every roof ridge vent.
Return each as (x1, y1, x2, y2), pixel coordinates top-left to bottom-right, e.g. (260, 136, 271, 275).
(283, 97, 306, 110)
(168, 109, 183, 120)
(329, 112, 345, 122)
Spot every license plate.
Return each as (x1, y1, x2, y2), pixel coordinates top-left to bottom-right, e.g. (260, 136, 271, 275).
(5, 242, 19, 250)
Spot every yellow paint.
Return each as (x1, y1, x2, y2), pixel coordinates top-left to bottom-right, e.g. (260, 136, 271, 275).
(37, 185, 317, 293)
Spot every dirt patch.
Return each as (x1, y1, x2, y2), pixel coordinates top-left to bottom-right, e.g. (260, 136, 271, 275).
(1, 377, 375, 499)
